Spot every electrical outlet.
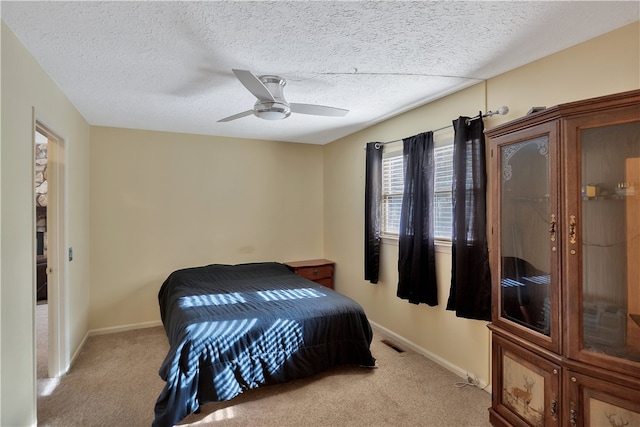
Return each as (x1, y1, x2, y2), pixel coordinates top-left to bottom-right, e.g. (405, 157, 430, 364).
(466, 372, 479, 387)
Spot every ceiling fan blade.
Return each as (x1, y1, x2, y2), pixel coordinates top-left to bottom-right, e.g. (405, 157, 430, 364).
(217, 110, 254, 122)
(232, 69, 275, 102)
(290, 103, 349, 117)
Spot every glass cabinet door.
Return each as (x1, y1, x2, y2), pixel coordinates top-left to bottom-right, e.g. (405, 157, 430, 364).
(492, 122, 561, 353)
(565, 108, 640, 377)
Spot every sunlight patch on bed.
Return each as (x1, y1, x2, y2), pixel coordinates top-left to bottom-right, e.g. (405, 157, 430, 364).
(186, 318, 258, 357)
(178, 292, 246, 308)
(212, 318, 303, 399)
(247, 318, 304, 375)
(257, 287, 324, 302)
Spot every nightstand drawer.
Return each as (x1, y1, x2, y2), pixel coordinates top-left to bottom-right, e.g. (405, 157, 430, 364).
(314, 277, 333, 288)
(284, 259, 335, 289)
(295, 265, 333, 281)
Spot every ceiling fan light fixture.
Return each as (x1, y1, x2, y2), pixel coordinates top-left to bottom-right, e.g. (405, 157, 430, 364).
(218, 69, 349, 122)
(253, 101, 291, 120)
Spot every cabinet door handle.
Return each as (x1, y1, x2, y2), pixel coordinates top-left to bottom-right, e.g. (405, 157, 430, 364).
(569, 215, 577, 245)
(550, 396, 558, 421)
(570, 402, 577, 427)
(549, 214, 557, 242)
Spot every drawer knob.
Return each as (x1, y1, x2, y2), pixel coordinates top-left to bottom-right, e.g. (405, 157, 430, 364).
(313, 269, 319, 275)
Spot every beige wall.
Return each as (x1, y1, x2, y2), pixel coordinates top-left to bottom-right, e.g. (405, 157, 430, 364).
(323, 21, 639, 387)
(324, 79, 491, 383)
(1, 22, 91, 426)
(487, 22, 640, 123)
(89, 127, 325, 330)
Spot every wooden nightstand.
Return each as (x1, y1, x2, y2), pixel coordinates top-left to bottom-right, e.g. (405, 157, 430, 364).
(284, 259, 335, 289)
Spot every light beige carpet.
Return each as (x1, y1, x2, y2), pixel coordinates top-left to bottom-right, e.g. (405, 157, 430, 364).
(37, 324, 491, 427)
(37, 302, 48, 379)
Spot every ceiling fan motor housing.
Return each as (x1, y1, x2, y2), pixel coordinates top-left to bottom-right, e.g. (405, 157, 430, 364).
(253, 76, 291, 120)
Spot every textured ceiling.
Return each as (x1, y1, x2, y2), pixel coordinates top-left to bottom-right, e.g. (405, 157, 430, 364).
(2, 1, 638, 144)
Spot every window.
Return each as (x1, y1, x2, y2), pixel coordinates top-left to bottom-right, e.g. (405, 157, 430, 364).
(381, 153, 404, 237)
(381, 140, 453, 240)
(433, 144, 454, 239)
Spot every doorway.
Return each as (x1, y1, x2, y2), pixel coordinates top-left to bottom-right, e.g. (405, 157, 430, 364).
(34, 129, 48, 379)
(34, 120, 66, 380)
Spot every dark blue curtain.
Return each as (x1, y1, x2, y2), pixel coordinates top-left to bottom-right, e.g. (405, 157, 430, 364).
(364, 142, 383, 283)
(397, 132, 438, 305)
(446, 115, 492, 320)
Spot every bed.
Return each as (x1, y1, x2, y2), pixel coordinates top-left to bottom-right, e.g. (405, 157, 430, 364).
(153, 262, 376, 427)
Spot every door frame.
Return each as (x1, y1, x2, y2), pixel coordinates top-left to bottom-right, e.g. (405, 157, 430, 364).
(34, 113, 68, 378)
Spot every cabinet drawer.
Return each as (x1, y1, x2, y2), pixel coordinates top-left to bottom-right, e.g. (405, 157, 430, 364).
(284, 260, 335, 289)
(295, 265, 333, 281)
(313, 277, 333, 288)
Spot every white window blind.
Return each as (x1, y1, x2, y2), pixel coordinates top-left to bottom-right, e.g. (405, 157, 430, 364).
(433, 144, 454, 240)
(381, 154, 404, 237)
(381, 143, 454, 240)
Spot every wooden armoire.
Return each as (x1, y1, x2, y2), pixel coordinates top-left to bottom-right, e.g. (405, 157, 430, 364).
(486, 90, 640, 427)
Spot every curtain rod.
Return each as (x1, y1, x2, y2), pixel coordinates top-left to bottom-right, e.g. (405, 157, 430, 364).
(367, 106, 509, 150)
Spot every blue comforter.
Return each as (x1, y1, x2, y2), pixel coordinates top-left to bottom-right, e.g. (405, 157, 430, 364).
(153, 262, 375, 426)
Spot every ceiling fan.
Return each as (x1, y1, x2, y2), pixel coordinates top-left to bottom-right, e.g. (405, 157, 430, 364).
(218, 69, 349, 122)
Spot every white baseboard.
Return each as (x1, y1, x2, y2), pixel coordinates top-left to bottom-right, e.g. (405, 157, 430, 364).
(369, 320, 491, 393)
(68, 331, 90, 373)
(65, 320, 162, 374)
(88, 320, 163, 337)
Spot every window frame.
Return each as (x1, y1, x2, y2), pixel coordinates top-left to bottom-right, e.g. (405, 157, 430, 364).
(379, 134, 454, 249)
